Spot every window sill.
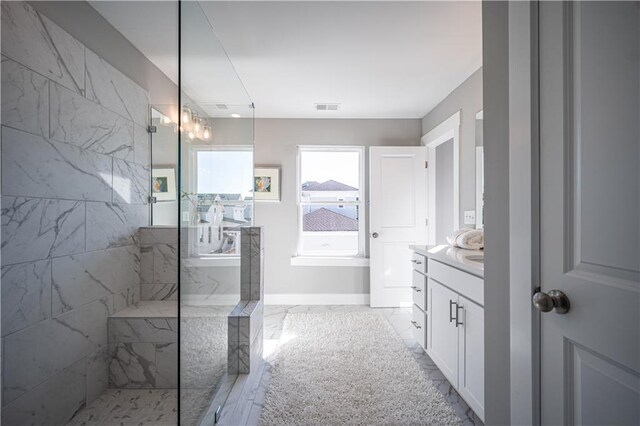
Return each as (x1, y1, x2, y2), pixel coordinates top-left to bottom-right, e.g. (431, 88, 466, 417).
(290, 256, 370, 267)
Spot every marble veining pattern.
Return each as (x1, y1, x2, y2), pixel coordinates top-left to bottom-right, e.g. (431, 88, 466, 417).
(1, 56, 49, 136)
(2, 126, 113, 202)
(2, 357, 87, 426)
(1, 196, 85, 265)
(152, 244, 178, 284)
(85, 49, 150, 127)
(3, 297, 111, 404)
(0, 1, 85, 94)
(86, 202, 148, 251)
(65, 389, 177, 426)
(1, 259, 52, 336)
(51, 245, 140, 316)
(0, 2, 151, 423)
(50, 82, 134, 160)
(134, 123, 151, 166)
(109, 342, 157, 389)
(113, 158, 150, 205)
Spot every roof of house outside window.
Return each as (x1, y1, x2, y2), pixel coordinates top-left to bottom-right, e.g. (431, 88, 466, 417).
(302, 180, 358, 191)
(303, 207, 358, 232)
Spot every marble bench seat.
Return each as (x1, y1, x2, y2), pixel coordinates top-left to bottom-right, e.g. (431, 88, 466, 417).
(108, 301, 178, 389)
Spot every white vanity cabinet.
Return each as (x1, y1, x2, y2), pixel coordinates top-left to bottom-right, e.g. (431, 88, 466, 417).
(410, 253, 428, 348)
(426, 260, 485, 422)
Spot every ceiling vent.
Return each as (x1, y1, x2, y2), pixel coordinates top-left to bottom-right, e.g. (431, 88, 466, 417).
(315, 103, 340, 111)
(216, 104, 228, 110)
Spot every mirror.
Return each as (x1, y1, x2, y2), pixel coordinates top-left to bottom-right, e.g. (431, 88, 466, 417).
(475, 111, 484, 229)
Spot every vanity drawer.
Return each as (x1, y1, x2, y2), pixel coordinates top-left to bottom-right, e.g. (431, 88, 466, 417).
(411, 270, 427, 311)
(428, 258, 484, 306)
(411, 305, 427, 349)
(411, 252, 427, 274)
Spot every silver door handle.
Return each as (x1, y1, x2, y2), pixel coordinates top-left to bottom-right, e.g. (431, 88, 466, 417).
(371, 232, 379, 238)
(455, 304, 463, 327)
(532, 289, 570, 314)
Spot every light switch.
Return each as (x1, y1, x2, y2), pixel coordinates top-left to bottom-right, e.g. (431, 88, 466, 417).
(182, 211, 190, 222)
(464, 210, 476, 225)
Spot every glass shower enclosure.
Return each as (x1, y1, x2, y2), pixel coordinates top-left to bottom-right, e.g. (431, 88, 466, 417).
(150, 2, 254, 424)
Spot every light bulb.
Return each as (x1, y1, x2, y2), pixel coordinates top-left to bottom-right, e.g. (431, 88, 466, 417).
(188, 131, 195, 140)
(203, 126, 211, 140)
(181, 108, 191, 124)
(194, 117, 202, 133)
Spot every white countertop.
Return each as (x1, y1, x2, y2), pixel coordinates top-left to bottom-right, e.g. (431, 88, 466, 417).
(409, 244, 484, 278)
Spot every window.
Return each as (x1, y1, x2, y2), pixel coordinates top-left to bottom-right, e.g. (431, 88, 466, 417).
(297, 146, 365, 257)
(193, 147, 253, 256)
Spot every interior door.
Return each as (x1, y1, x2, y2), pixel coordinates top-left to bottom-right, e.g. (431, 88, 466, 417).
(369, 146, 427, 307)
(538, 2, 640, 424)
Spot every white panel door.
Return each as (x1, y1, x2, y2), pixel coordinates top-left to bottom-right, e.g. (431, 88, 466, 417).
(369, 146, 427, 307)
(427, 278, 459, 386)
(539, 2, 640, 424)
(457, 295, 484, 422)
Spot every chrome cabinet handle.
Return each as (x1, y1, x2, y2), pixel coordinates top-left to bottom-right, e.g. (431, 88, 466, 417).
(532, 289, 570, 314)
(411, 320, 421, 329)
(455, 304, 464, 327)
(410, 286, 422, 292)
(449, 300, 456, 323)
(410, 259, 423, 265)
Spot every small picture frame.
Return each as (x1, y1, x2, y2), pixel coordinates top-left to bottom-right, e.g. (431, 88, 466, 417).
(152, 168, 177, 201)
(254, 167, 281, 202)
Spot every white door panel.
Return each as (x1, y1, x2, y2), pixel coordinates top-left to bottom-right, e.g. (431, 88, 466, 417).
(539, 2, 640, 424)
(370, 146, 427, 307)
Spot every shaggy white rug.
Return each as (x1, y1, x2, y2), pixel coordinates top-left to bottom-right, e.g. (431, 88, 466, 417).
(259, 311, 462, 426)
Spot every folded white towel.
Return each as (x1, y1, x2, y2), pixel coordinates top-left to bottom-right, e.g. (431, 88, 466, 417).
(446, 228, 484, 250)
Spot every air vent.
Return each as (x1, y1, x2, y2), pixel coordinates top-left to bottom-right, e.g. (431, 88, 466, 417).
(315, 103, 340, 111)
(216, 104, 228, 110)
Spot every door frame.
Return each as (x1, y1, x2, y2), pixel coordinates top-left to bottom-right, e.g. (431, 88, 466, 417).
(506, 1, 540, 425)
(420, 111, 461, 245)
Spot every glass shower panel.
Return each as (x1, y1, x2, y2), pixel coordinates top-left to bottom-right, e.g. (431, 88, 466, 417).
(179, 3, 254, 425)
(151, 106, 179, 226)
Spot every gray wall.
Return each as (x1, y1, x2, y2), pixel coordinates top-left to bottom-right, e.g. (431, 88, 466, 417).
(435, 142, 454, 244)
(253, 118, 422, 295)
(1, 1, 155, 423)
(421, 68, 483, 228)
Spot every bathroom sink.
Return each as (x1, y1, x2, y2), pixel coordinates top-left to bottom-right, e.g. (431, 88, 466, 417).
(466, 255, 484, 264)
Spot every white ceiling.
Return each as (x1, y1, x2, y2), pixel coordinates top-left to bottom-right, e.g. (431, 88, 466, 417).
(90, 1, 482, 119)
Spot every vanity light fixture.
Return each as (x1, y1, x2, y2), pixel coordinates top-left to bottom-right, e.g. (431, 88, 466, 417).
(203, 125, 211, 140)
(188, 131, 195, 140)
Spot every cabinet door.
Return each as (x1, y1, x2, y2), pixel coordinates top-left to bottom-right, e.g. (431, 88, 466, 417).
(457, 295, 485, 421)
(427, 278, 459, 386)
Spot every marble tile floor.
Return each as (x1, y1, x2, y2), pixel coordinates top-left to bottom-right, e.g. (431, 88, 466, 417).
(220, 305, 484, 426)
(65, 389, 177, 426)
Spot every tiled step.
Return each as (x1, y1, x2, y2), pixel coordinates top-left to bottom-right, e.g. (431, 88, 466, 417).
(108, 301, 177, 389)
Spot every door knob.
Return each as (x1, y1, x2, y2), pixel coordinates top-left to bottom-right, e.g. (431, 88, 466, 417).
(532, 289, 570, 314)
(372, 232, 379, 238)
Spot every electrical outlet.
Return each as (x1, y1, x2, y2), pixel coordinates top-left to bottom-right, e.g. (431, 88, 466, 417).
(464, 210, 476, 225)
(182, 211, 190, 222)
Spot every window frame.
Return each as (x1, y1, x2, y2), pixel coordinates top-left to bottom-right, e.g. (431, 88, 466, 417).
(187, 144, 254, 258)
(296, 145, 366, 258)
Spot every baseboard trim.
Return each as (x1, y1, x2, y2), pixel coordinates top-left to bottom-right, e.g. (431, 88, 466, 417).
(263, 293, 370, 305)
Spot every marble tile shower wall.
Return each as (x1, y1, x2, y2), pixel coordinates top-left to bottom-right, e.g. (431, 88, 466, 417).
(0, 2, 151, 424)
